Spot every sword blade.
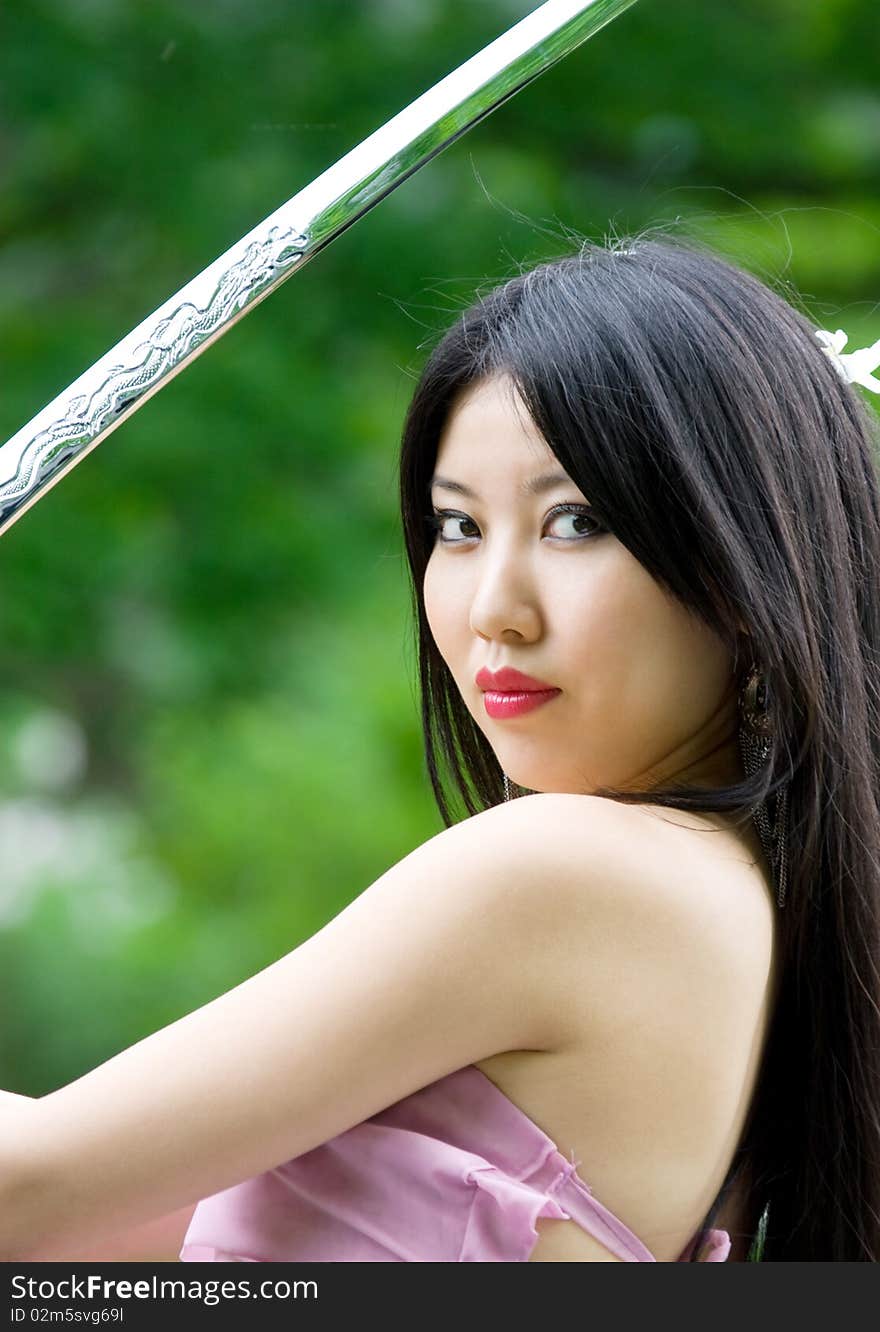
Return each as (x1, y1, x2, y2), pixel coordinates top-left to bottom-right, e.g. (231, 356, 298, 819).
(0, 0, 639, 536)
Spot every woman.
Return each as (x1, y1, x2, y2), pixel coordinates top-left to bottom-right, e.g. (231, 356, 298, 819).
(3, 231, 879, 1261)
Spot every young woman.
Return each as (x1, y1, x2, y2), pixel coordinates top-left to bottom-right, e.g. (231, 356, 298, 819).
(3, 232, 879, 1262)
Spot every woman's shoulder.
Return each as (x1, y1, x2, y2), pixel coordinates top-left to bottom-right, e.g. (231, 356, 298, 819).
(503, 791, 777, 1021)
(478, 792, 777, 1261)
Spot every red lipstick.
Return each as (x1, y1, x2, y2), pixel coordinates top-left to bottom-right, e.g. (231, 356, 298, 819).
(475, 666, 558, 693)
(475, 666, 562, 720)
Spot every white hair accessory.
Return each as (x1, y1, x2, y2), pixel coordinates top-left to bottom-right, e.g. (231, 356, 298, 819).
(815, 328, 880, 393)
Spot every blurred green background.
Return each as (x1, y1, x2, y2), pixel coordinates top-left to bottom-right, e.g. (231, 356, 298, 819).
(1, 0, 878, 1102)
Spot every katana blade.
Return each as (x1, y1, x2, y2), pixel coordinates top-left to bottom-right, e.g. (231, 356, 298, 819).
(0, 0, 639, 536)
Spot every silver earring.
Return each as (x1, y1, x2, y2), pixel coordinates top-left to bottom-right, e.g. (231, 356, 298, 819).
(503, 772, 512, 802)
(737, 661, 790, 909)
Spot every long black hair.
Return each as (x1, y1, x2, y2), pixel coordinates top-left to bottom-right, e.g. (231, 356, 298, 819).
(397, 228, 880, 1260)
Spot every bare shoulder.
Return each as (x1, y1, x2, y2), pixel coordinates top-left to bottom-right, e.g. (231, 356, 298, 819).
(497, 791, 777, 1051)
(480, 793, 777, 1260)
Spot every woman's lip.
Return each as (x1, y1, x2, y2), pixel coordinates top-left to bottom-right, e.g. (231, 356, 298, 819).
(475, 666, 559, 692)
(482, 688, 561, 720)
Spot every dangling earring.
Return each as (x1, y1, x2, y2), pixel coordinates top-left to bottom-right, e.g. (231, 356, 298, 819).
(503, 772, 512, 802)
(737, 661, 790, 909)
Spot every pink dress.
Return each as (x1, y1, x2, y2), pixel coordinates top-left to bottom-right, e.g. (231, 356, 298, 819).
(179, 1063, 730, 1263)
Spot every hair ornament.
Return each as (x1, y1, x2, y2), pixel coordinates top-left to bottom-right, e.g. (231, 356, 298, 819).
(815, 328, 880, 393)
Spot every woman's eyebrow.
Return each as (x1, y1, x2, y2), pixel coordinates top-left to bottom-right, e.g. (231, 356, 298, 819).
(430, 470, 574, 499)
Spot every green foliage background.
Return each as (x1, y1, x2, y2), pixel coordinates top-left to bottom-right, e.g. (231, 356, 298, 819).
(1, 0, 878, 1096)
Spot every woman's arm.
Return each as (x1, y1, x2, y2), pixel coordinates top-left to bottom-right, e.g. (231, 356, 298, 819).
(1, 1102, 194, 1257)
(4, 792, 597, 1262)
(34, 1205, 198, 1263)
(1, 1091, 43, 1255)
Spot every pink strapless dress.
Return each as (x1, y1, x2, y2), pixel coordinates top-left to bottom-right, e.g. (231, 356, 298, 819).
(179, 1063, 730, 1262)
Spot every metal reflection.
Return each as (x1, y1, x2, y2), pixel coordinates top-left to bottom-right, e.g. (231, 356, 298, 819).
(0, 0, 639, 536)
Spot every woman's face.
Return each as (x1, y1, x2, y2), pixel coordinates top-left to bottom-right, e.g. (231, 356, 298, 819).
(423, 374, 743, 797)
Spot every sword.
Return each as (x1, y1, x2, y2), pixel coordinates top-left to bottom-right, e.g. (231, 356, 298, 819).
(0, 0, 639, 537)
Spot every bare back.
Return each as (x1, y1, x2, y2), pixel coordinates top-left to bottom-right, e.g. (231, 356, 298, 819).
(473, 801, 778, 1262)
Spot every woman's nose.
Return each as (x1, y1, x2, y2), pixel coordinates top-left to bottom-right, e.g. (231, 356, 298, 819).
(468, 554, 541, 642)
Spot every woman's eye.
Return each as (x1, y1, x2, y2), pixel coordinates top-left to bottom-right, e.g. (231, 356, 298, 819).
(428, 512, 479, 543)
(426, 505, 605, 544)
(545, 507, 605, 540)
